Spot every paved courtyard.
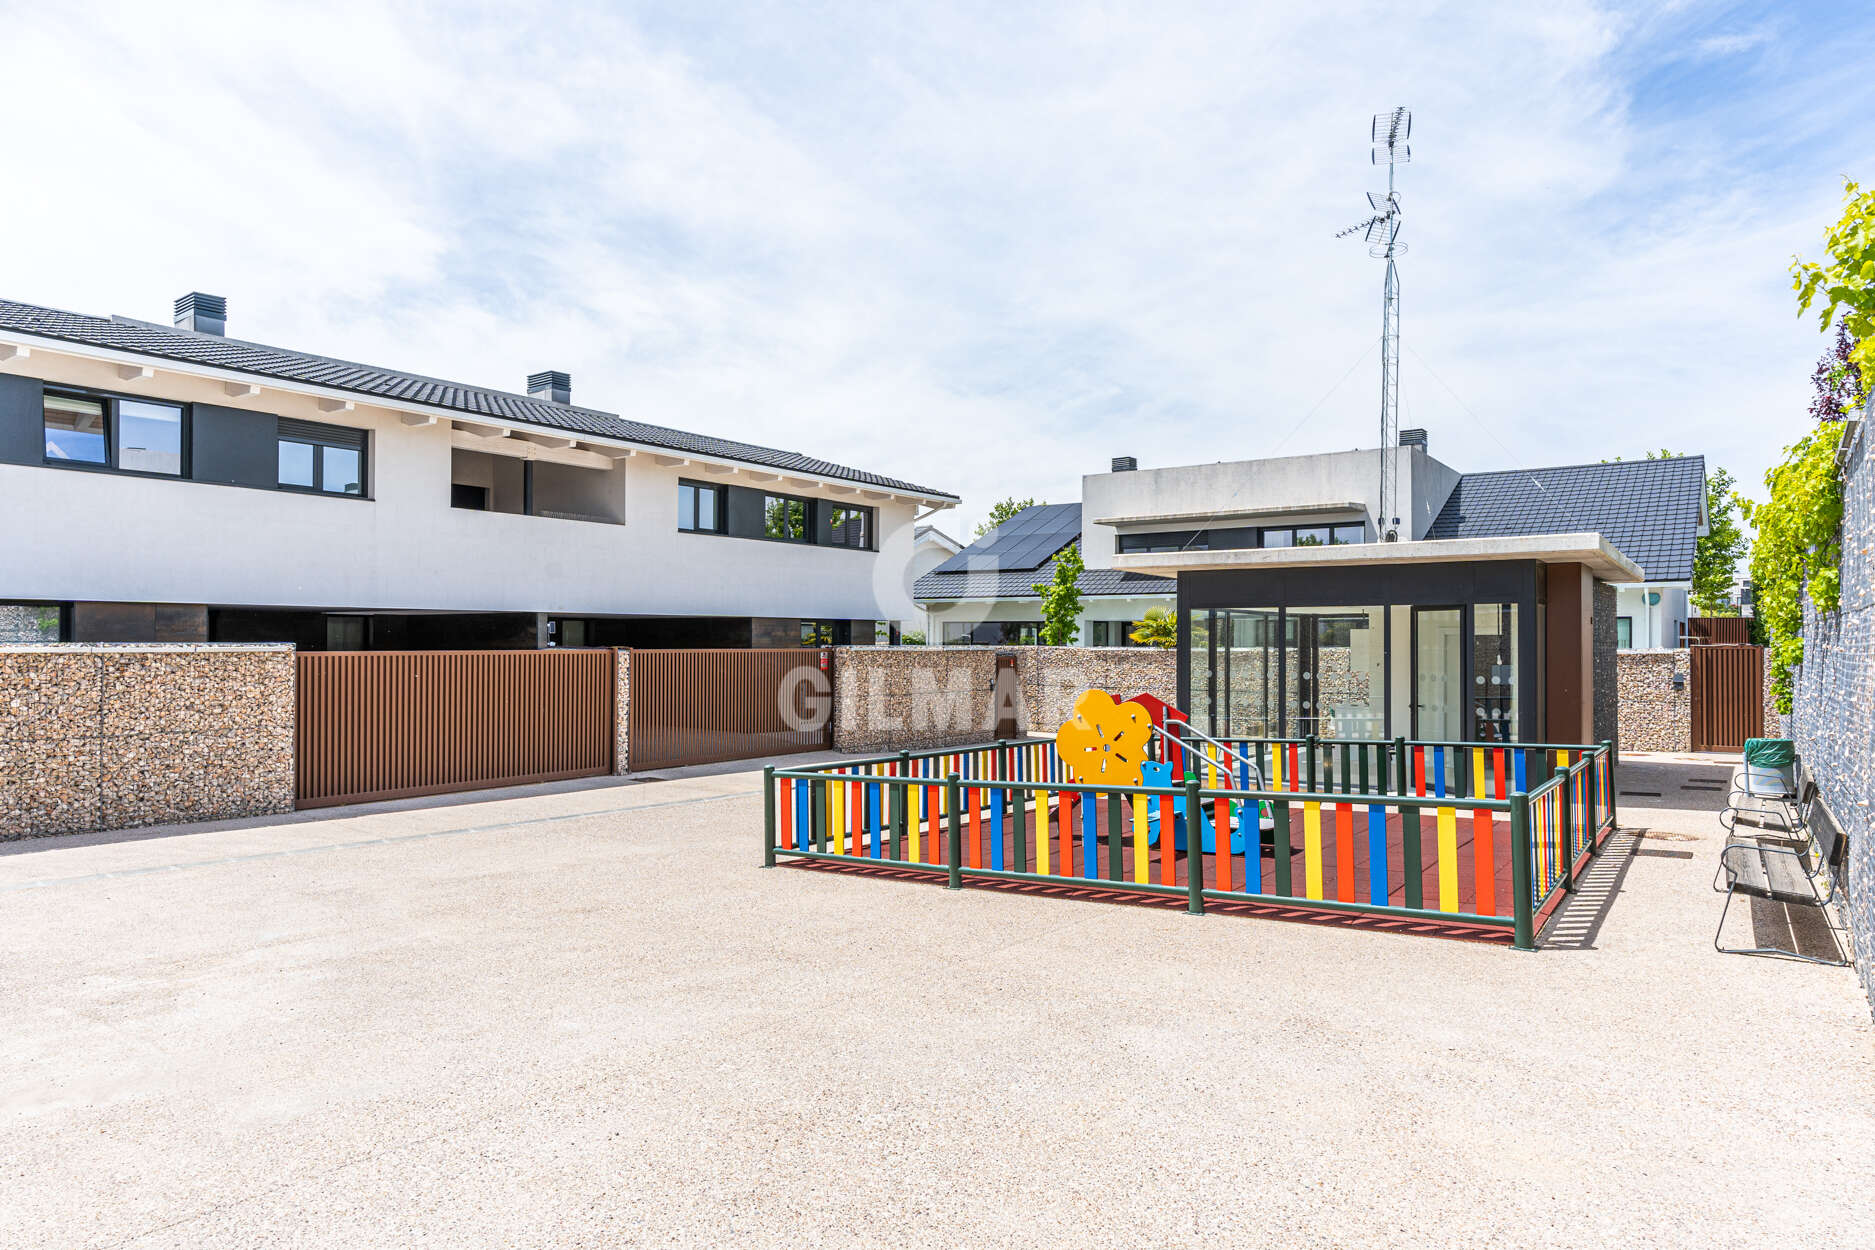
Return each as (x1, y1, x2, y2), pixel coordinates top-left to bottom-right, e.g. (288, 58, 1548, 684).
(2, 754, 1871, 1247)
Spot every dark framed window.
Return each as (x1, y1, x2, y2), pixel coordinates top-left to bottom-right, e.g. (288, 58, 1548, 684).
(277, 418, 366, 496)
(1117, 527, 1254, 554)
(1258, 522, 1364, 548)
(678, 480, 723, 532)
(943, 621, 1040, 645)
(43, 389, 186, 477)
(1616, 616, 1633, 649)
(1089, 620, 1138, 646)
(764, 493, 808, 541)
(826, 505, 872, 549)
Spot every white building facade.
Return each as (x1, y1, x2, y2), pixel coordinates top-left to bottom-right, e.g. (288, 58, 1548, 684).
(0, 293, 955, 649)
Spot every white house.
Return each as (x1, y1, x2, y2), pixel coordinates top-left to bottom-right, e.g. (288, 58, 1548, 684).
(916, 436, 1707, 665)
(0, 292, 956, 649)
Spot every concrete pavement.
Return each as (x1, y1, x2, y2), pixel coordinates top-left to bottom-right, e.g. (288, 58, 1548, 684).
(2, 754, 1870, 1248)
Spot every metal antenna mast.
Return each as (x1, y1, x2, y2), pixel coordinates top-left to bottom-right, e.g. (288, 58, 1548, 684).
(1336, 106, 1411, 541)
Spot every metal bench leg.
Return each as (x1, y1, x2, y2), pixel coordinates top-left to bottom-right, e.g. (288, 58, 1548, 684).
(1714, 887, 1852, 966)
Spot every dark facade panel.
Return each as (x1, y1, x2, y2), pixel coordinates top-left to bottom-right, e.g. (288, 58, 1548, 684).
(1179, 560, 1540, 610)
(0, 373, 44, 467)
(190, 403, 280, 488)
(71, 601, 208, 643)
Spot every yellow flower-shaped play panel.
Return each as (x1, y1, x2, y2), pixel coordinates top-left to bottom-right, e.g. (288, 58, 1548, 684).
(1056, 689, 1153, 787)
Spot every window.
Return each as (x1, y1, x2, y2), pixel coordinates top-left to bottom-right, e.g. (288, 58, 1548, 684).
(1089, 620, 1138, 646)
(43, 390, 186, 476)
(801, 620, 848, 646)
(451, 483, 489, 511)
(678, 481, 722, 532)
(1616, 616, 1633, 649)
(117, 400, 184, 474)
(943, 621, 1040, 645)
(276, 418, 367, 496)
(826, 505, 871, 549)
(1116, 527, 1254, 554)
(1257, 523, 1364, 548)
(44, 394, 108, 465)
(764, 494, 808, 541)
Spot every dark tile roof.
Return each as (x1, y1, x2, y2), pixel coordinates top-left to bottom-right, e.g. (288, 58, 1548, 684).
(915, 549, 1175, 601)
(0, 297, 954, 499)
(1425, 455, 1705, 581)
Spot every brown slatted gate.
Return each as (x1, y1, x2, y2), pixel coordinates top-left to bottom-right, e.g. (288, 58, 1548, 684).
(628, 648, 831, 771)
(296, 649, 615, 808)
(1690, 644, 1764, 753)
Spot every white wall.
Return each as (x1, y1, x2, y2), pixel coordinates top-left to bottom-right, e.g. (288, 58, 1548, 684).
(1080, 444, 1460, 566)
(925, 594, 1173, 645)
(897, 531, 960, 634)
(1, 353, 928, 622)
(1615, 583, 1691, 649)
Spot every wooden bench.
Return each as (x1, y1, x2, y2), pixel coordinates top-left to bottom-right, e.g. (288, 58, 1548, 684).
(1714, 782, 1849, 965)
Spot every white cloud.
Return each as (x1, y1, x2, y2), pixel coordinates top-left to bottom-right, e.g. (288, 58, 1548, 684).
(0, 0, 1864, 537)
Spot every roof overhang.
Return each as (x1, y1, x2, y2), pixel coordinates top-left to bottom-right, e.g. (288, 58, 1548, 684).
(0, 327, 960, 508)
(1112, 532, 1645, 583)
(1093, 501, 1365, 528)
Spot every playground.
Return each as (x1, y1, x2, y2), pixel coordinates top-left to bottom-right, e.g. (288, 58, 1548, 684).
(769, 689, 1615, 948)
(3, 753, 1871, 1247)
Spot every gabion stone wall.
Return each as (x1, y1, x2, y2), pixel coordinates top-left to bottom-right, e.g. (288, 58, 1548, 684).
(1789, 418, 1874, 1011)
(0, 643, 295, 839)
(1593, 581, 1619, 747)
(1616, 649, 1691, 753)
(832, 646, 1175, 753)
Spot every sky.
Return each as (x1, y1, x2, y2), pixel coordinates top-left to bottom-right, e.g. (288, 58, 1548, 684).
(1, 0, 1868, 540)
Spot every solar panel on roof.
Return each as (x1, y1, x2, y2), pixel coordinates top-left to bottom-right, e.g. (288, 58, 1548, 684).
(931, 503, 1082, 574)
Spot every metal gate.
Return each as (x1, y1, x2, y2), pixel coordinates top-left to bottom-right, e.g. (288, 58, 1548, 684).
(1691, 645, 1764, 753)
(628, 648, 831, 771)
(296, 649, 615, 808)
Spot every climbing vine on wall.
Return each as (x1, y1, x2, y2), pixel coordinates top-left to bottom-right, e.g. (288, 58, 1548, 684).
(1741, 422, 1846, 714)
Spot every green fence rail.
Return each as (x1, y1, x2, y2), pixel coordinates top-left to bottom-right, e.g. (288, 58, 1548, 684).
(763, 734, 1617, 951)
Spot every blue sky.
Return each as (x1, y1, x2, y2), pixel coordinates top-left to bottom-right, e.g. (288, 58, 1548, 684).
(2, 1, 1868, 537)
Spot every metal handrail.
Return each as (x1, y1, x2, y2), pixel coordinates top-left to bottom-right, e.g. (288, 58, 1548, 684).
(1153, 718, 1264, 788)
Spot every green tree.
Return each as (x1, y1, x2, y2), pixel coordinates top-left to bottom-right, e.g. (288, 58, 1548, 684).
(1033, 543, 1084, 646)
(1693, 466, 1750, 613)
(1792, 179, 1875, 404)
(1128, 607, 1177, 648)
(975, 496, 1041, 539)
(1741, 423, 1845, 713)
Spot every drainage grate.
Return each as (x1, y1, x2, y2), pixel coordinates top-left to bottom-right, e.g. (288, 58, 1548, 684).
(1620, 790, 1662, 797)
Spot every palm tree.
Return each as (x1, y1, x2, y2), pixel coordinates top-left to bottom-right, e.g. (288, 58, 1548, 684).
(1129, 608, 1177, 648)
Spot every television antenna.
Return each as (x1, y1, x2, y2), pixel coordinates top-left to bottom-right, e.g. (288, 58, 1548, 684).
(1336, 106, 1411, 541)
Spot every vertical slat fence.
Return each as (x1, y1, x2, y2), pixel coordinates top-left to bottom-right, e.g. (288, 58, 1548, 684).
(296, 649, 615, 808)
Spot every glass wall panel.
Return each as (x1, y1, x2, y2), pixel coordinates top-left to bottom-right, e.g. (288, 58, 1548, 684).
(1412, 607, 1466, 741)
(1291, 606, 1386, 739)
(1185, 609, 1211, 733)
(1472, 602, 1518, 743)
(1217, 609, 1280, 738)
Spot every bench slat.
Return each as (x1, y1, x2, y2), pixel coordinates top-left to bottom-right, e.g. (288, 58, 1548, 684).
(1725, 844, 1818, 905)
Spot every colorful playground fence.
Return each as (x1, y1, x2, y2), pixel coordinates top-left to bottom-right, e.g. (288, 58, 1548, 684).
(763, 734, 1617, 950)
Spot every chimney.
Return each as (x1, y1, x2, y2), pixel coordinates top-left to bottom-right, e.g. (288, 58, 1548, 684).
(1111, 455, 1137, 472)
(173, 292, 226, 336)
(1398, 428, 1427, 451)
(527, 370, 571, 405)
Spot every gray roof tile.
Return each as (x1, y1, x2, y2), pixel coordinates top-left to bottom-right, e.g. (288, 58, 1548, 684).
(1426, 456, 1705, 581)
(0, 297, 954, 499)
